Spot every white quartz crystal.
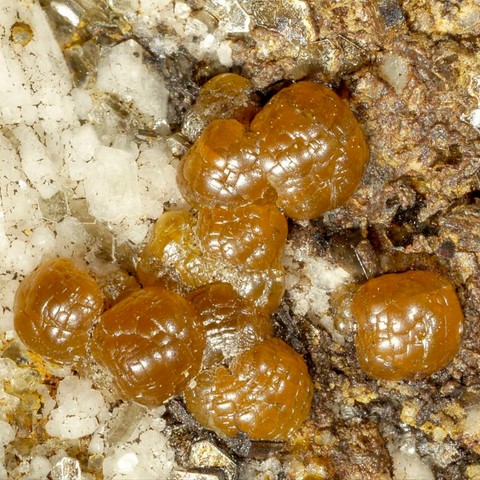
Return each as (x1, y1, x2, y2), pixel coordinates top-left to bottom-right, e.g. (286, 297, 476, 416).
(0, 421, 15, 446)
(389, 437, 435, 480)
(28, 456, 52, 480)
(96, 39, 169, 123)
(46, 377, 107, 440)
(378, 53, 410, 94)
(84, 145, 142, 223)
(102, 406, 175, 479)
(285, 242, 350, 313)
(63, 124, 101, 181)
(138, 0, 174, 18)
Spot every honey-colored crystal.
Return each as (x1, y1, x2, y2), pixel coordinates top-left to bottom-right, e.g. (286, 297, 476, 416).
(182, 72, 260, 142)
(91, 287, 205, 406)
(351, 270, 464, 380)
(177, 119, 275, 209)
(14, 258, 104, 364)
(197, 203, 288, 270)
(187, 282, 273, 367)
(251, 81, 368, 220)
(184, 338, 313, 440)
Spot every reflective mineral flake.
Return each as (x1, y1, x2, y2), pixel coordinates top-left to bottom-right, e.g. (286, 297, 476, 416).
(205, 0, 250, 34)
(250, 0, 316, 44)
(51, 457, 82, 480)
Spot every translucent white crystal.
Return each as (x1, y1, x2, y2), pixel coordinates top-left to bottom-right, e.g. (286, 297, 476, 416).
(389, 437, 434, 480)
(102, 406, 175, 480)
(29, 456, 52, 479)
(0, 420, 15, 446)
(46, 377, 107, 440)
(63, 124, 101, 181)
(84, 146, 142, 223)
(378, 53, 410, 94)
(96, 39, 169, 122)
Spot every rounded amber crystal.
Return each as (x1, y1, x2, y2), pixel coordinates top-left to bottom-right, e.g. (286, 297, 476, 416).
(351, 270, 464, 380)
(187, 282, 272, 367)
(251, 81, 368, 220)
(197, 204, 288, 270)
(184, 338, 313, 440)
(136, 211, 215, 289)
(91, 287, 205, 406)
(182, 72, 260, 142)
(177, 119, 275, 209)
(14, 258, 104, 364)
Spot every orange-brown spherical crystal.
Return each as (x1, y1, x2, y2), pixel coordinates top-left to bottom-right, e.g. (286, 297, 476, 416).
(197, 204, 288, 270)
(13, 258, 104, 364)
(184, 338, 313, 440)
(225, 266, 285, 315)
(177, 119, 274, 209)
(137, 210, 285, 314)
(187, 282, 273, 367)
(351, 270, 464, 380)
(136, 211, 215, 289)
(91, 287, 205, 406)
(250, 81, 368, 220)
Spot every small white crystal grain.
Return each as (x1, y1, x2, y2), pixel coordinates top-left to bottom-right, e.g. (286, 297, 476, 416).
(29, 456, 52, 479)
(14, 125, 60, 199)
(46, 377, 107, 440)
(102, 407, 175, 480)
(217, 40, 233, 67)
(389, 437, 434, 480)
(0, 421, 15, 446)
(174, 1, 191, 19)
(63, 124, 101, 181)
(96, 39, 168, 121)
(84, 146, 141, 223)
(117, 452, 139, 474)
(378, 53, 410, 94)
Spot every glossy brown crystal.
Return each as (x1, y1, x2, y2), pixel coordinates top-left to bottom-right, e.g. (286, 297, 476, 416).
(184, 338, 313, 440)
(91, 287, 205, 406)
(137, 210, 285, 314)
(251, 81, 368, 220)
(136, 210, 215, 289)
(14, 258, 104, 364)
(351, 270, 464, 380)
(197, 203, 288, 270)
(177, 119, 275, 209)
(187, 282, 273, 367)
(182, 72, 261, 142)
